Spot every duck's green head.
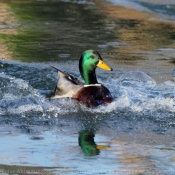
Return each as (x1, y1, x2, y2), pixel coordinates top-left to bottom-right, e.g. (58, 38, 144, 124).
(79, 50, 112, 85)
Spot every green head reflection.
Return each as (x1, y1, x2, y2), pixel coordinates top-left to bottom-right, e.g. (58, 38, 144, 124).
(78, 130, 99, 156)
(78, 129, 109, 156)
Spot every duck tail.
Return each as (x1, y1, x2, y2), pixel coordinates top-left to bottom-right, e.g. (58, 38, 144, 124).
(50, 65, 62, 72)
(50, 65, 69, 76)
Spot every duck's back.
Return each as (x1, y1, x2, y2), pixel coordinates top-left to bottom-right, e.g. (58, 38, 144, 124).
(53, 71, 82, 98)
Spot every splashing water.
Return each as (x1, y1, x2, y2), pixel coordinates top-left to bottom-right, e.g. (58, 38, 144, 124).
(0, 60, 175, 131)
(1, 59, 175, 174)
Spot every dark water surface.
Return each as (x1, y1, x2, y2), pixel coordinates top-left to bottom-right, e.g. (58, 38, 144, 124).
(0, 0, 175, 174)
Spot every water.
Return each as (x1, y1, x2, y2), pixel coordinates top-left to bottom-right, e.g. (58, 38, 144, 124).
(1, 59, 175, 174)
(1, 0, 175, 174)
(108, 0, 175, 22)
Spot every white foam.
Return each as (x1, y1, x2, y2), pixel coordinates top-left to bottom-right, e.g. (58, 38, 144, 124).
(8, 104, 44, 114)
(1, 69, 175, 118)
(81, 71, 175, 116)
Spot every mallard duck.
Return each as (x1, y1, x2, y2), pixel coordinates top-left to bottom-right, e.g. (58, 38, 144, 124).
(51, 50, 113, 107)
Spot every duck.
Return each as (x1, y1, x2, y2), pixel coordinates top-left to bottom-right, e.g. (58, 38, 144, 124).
(51, 50, 113, 107)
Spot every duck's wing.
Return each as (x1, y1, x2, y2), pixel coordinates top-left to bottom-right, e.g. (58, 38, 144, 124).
(50, 66, 83, 98)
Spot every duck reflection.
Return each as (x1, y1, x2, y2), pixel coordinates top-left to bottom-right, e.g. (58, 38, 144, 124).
(79, 129, 108, 156)
(79, 129, 99, 156)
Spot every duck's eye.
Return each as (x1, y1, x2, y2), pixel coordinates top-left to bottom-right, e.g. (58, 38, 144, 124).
(90, 55, 95, 59)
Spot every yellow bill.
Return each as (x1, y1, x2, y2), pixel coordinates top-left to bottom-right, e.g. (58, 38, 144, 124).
(97, 60, 113, 71)
(96, 145, 110, 150)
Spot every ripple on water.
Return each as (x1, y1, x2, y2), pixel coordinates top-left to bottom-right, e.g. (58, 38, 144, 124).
(0, 60, 175, 131)
(0, 60, 175, 173)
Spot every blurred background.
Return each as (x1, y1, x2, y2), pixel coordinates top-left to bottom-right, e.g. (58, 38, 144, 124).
(0, 1, 175, 175)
